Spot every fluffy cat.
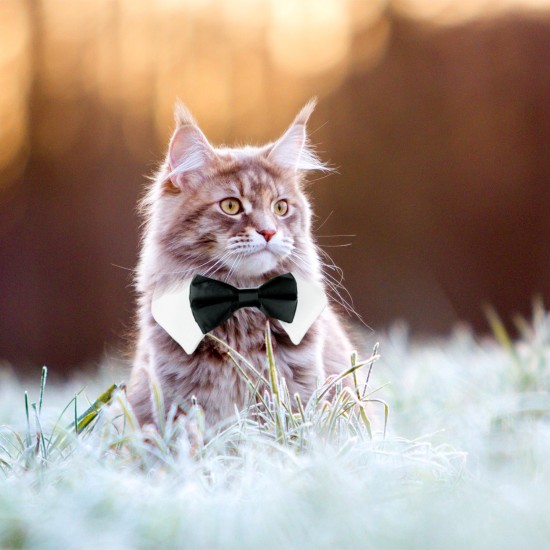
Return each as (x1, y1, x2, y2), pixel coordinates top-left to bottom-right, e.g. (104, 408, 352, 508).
(127, 99, 354, 428)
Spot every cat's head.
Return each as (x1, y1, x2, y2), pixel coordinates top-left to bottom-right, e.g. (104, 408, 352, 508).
(147, 99, 329, 284)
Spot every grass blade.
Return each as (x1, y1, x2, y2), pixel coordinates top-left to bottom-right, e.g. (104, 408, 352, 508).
(39, 366, 47, 415)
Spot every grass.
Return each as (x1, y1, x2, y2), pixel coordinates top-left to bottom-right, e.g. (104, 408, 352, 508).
(0, 304, 549, 549)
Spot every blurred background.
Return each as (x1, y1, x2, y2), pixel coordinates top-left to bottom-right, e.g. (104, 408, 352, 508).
(0, 0, 549, 373)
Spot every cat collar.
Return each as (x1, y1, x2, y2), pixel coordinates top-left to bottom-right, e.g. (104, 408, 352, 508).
(151, 272, 327, 354)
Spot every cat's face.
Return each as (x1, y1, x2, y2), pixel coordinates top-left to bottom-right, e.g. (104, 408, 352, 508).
(215, 177, 296, 277)
(167, 160, 311, 279)
(154, 100, 326, 282)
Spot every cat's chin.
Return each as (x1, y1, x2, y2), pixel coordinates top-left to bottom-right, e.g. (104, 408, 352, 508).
(233, 250, 282, 278)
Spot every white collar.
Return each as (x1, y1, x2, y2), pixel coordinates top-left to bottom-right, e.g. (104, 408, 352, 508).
(151, 273, 327, 354)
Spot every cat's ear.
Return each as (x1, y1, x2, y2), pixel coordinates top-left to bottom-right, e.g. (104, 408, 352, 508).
(267, 98, 329, 172)
(168, 101, 216, 188)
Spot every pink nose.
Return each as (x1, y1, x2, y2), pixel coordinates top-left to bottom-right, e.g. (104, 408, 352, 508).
(257, 229, 276, 242)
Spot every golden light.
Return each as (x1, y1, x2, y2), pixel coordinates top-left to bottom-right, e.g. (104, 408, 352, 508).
(0, 2, 30, 188)
(0, 0, 549, 188)
(221, 0, 270, 34)
(395, 0, 550, 24)
(348, 0, 388, 29)
(268, 0, 351, 76)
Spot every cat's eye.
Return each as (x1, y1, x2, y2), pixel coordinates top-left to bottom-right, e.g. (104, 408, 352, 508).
(273, 199, 288, 217)
(220, 198, 242, 215)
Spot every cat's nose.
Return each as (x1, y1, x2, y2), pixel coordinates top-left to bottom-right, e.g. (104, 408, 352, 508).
(257, 229, 276, 242)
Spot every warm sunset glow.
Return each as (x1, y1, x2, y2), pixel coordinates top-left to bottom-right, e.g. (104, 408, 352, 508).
(268, 0, 351, 75)
(0, 0, 549, 188)
(395, 0, 550, 24)
(0, 1, 31, 184)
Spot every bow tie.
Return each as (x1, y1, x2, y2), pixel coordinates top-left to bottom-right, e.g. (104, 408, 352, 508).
(189, 273, 298, 334)
(151, 271, 327, 354)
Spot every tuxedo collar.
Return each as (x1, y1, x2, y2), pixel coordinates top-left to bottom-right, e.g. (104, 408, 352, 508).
(151, 272, 327, 354)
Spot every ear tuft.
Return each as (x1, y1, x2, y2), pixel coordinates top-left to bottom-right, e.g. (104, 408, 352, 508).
(267, 98, 331, 172)
(174, 99, 198, 128)
(292, 97, 317, 126)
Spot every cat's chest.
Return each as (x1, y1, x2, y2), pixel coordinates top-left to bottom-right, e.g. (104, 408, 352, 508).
(150, 304, 320, 384)
(209, 309, 287, 355)
(150, 306, 323, 414)
(195, 308, 316, 367)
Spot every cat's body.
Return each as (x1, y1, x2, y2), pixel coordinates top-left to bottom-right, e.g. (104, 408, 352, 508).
(128, 101, 353, 428)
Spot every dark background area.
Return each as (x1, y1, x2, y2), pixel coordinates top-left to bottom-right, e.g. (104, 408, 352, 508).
(0, 1, 549, 373)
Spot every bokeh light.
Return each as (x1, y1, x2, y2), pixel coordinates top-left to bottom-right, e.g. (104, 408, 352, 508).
(0, 0, 549, 369)
(0, 0, 31, 186)
(2, 0, 549, 186)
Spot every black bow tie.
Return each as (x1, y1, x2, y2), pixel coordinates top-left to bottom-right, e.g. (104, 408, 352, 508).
(189, 273, 298, 334)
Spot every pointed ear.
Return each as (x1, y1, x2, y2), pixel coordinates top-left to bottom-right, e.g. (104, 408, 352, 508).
(267, 98, 329, 172)
(168, 101, 216, 188)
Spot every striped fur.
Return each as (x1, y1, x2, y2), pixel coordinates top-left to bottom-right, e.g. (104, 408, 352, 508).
(127, 101, 353, 428)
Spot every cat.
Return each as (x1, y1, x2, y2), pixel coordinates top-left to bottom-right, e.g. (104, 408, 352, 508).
(127, 99, 354, 428)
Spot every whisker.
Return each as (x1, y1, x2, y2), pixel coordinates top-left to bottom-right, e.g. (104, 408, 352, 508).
(288, 253, 352, 316)
(142, 256, 224, 279)
(111, 263, 138, 273)
(290, 251, 354, 316)
(316, 234, 356, 238)
(320, 276, 358, 318)
(292, 248, 369, 328)
(287, 250, 313, 273)
(111, 255, 221, 276)
(317, 258, 344, 274)
(286, 254, 306, 273)
(318, 264, 345, 285)
(224, 253, 244, 283)
(202, 252, 233, 279)
(305, 170, 338, 184)
(319, 263, 354, 303)
(223, 256, 236, 282)
(314, 210, 334, 232)
(318, 248, 346, 277)
(176, 257, 221, 276)
(201, 259, 226, 278)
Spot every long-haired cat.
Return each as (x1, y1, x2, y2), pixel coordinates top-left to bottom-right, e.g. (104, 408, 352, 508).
(127, 99, 354, 427)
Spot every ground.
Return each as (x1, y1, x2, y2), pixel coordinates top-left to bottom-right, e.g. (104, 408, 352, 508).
(0, 307, 549, 549)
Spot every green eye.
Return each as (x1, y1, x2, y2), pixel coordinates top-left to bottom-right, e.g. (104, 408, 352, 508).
(273, 199, 288, 216)
(220, 198, 242, 215)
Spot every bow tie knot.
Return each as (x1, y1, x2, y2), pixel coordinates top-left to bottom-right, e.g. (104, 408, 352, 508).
(189, 273, 298, 334)
(237, 287, 261, 309)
